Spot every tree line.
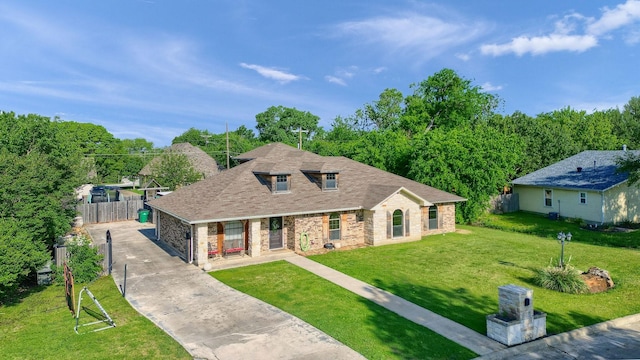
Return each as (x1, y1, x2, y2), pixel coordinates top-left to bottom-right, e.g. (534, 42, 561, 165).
(2, 68, 640, 299)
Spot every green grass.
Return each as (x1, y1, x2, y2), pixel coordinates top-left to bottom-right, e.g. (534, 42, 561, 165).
(478, 211, 640, 248)
(213, 221, 640, 358)
(0, 276, 190, 360)
(309, 225, 640, 335)
(213, 262, 476, 360)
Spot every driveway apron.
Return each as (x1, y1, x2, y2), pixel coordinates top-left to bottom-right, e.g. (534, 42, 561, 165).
(86, 221, 364, 360)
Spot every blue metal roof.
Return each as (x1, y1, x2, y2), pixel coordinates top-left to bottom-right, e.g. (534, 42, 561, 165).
(512, 150, 640, 191)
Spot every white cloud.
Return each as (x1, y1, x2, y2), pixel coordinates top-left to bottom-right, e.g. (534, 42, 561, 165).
(239, 63, 303, 83)
(333, 12, 488, 62)
(481, 0, 640, 57)
(325, 75, 347, 86)
(587, 0, 640, 36)
(373, 67, 387, 74)
(455, 53, 471, 61)
(481, 34, 597, 56)
(481, 82, 503, 91)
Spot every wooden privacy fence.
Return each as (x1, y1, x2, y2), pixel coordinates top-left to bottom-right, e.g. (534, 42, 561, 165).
(77, 199, 146, 224)
(489, 193, 519, 214)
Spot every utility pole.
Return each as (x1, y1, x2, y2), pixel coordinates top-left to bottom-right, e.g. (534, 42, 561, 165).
(200, 134, 212, 146)
(226, 122, 230, 170)
(292, 127, 309, 149)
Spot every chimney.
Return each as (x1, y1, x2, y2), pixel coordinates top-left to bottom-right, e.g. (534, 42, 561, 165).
(623, 144, 627, 152)
(577, 167, 582, 173)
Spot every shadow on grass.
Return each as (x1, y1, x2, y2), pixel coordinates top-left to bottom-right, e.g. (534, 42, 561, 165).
(479, 212, 640, 249)
(367, 278, 495, 336)
(362, 276, 609, 342)
(0, 281, 48, 307)
(355, 292, 478, 360)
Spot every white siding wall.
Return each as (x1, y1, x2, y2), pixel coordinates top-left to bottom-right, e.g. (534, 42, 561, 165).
(515, 184, 640, 224)
(604, 183, 640, 223)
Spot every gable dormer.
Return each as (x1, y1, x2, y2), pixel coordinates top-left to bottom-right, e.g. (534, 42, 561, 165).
(252, 162, 292, 194)
(301, 162, 340, 191)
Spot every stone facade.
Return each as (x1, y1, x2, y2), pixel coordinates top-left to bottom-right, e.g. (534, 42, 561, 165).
(370, 191, 423, 246)
(421, 203, 456, 236)
(292, 211, 365, 253)
(158, 211, 190, 259)
(157, 195, 458, 269)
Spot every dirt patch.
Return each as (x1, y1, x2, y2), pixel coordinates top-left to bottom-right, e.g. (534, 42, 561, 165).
(456, 229, 472, 235)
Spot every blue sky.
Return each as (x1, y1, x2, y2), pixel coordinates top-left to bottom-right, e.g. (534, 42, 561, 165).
(1, 1, 639, 147)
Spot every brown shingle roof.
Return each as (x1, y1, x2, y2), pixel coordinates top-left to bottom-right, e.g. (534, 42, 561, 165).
(139, 143, 220, 178)
(148, 143, 465, 223)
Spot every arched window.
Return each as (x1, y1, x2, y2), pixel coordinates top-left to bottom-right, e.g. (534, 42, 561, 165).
(329, 213, 341, 240)
(393, 209, 403, 237)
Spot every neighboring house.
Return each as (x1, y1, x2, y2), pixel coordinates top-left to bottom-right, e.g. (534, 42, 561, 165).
(147, 143, 465, 268)
(512, 149, 640, 224)
(138, 142, 221, 184)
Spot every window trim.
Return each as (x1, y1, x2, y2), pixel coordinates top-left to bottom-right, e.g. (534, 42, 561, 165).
(323, 173, 337, 190)
(544, 189, 553, 207)
(579, 191, 587, 205)
(275, 174, 289, 193)
(224, 221, 244, 249)
(392, 209, 403, 238)
(329, 213, 341, 241)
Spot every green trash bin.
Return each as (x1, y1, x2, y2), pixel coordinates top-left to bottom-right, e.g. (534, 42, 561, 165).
(138, 209, 150, 223)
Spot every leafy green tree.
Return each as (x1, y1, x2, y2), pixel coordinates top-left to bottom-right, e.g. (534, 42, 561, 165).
(0, 112, 85, 298)
(150, 152, 202, 190)
(255, 106, 321, 146)
(408, 124, 522, 222)
(617, 152, 640, 186)
(351, 88, 404, 131)
(53, 236, 103, 284)
(55, 121, 120, 182)
(0, 219, 49, 299)
(402, 68, 499, 136)
(616, 97, 640, 149)
(172, 126, 261, 168)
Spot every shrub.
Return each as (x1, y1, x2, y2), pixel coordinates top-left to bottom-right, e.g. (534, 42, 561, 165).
(534, 265, 588, 294)
(53, 236, 103, 284)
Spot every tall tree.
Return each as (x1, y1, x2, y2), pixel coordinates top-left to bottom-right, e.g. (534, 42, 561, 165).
(172, 126, 261, 167)
(402, 68, 499, 136)
(617, 97, 640, 149)
(351, 88, 404, 131)
(0, 112, 84, 297)
(149, 152, 203, 191)
(408, 124, 522, 223)
(255, 106, 320, 147)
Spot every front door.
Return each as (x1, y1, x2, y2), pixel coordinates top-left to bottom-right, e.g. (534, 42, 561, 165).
(269, 217, 283, 249)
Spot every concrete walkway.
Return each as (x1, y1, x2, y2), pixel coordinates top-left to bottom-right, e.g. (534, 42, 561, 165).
(86, 221, 364, 360)
(285, 256, 640, 359)
(285, 255, 506, 356)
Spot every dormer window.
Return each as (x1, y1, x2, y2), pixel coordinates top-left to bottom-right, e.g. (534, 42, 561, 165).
(324, 173, 337, 190)
(275, 175, 289, 192)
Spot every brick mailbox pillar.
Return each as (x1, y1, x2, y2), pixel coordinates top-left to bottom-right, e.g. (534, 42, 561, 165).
(487, 284, 546, 346)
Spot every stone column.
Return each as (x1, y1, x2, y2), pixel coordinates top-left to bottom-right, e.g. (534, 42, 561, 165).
(194, 223, 208, 268)
(249, 218, 261, 257)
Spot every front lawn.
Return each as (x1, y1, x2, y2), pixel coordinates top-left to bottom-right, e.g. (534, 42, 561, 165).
(309, 225, 640, 335)
(213, 262, 476, 360)
(214, 223, 640, 358)
(478, 211, 640, 248)
(0, 276, 190, 360)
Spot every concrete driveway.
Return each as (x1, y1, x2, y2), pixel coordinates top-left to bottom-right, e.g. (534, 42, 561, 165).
(86, 221, 364, 360)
